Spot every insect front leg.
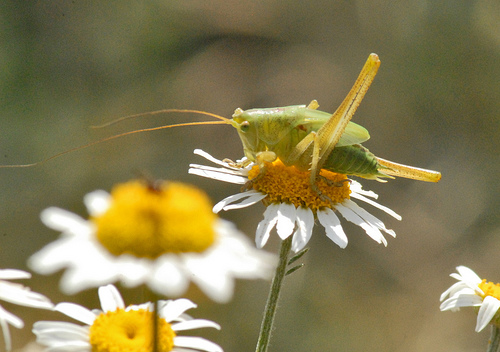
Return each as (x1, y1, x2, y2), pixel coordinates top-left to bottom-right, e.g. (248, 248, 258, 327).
(222, 158, 252, 168)
(242, 151, 277, 190)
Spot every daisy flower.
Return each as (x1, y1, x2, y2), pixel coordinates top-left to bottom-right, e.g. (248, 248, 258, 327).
(440, 266, 500, 332)
(0, 269, 53, 351)
(33, 284, 222, 352)
(189, 149, 401, 252)
(28, 179, 275, 303)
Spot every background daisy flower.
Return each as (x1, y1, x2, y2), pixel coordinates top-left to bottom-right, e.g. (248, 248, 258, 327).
(0, 269, 53, 351)
(29, 179, 275, 303)
(189, 149, 401, 252)
(33, 284, 223, 352)
(440, 266, 500, 332)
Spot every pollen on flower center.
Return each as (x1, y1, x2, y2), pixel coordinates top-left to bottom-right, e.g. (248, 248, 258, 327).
(89, 308, 175, 352)
(247, 159, 351, 212)
(478, 279, 500, 300)
(92, 180, 217, 259)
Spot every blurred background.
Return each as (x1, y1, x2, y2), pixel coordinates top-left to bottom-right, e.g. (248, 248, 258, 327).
(0, 1, 499, 351)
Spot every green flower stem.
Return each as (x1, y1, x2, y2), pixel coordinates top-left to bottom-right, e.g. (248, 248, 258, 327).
(144, 286, 160, 352)
(153, 298, 159, 352)
(255, 236, 293, 352)
(487, 325, 500, 352)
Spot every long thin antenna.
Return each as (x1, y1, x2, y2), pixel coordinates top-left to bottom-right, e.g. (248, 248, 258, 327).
(92, 109, 231, 128)
(0, 120, 229, 168)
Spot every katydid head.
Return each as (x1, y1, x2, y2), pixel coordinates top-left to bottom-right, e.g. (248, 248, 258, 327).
(230, 107, 262, 162)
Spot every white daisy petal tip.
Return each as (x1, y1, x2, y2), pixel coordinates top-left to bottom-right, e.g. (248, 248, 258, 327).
(290, 207, 314, 252)
(276, 203, 296, 240)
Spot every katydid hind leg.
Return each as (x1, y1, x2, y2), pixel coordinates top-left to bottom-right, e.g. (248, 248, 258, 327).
(313, 53, 381, 175)
(308, 54, 381, 200)
(376, 157, 442, 182)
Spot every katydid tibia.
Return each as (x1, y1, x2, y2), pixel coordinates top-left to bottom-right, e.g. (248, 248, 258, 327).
(1, 53, 441, 187)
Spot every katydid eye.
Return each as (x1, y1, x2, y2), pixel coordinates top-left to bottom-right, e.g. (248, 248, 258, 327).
(240, 121, 250, 132)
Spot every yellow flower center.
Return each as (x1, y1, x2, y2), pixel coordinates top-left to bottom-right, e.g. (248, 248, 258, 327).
(92, 180, 217, 259)
(478, 279, 500, 300)
(89, 308, 175, 352)
(247, 159, 351, 212)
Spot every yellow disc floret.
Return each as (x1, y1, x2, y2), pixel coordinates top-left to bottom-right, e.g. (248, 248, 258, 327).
(89, 308, 175, 352)
(478, 279, 500, 328)
(92, 180, 217, 259)
(247, 159, 351, 212)
(479, 280, 500, 300)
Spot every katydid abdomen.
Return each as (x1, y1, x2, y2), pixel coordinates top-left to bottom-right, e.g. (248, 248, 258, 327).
(323, 144, 382, 179)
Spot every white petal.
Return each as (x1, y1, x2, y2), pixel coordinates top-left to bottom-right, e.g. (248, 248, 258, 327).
(0, 311, 12, 352)
(29, 237, 83, 275)
(83, 190, 110, 216)
(40, 208, 90, 237)
(172, 319, 221, 331)
(349, 192, 402, 220)
(213, 191, 266, 213)
(343, 199, 396, 237)
(59, 263, 120, 295)
(149, 256, 190, 297)
(440, 282, 473, 301)
(98, 285, 125, 312)
(0, 281, 53, 309)
(317, 208, 348, 249)
(214, 221, 276, 278)
(161, 299, 197, 323)
(193, 149, 252, 171)
(193, 149, 238, 169)
(188, 167, 247, 184)
(55, 303, 96, 326)
(33, 321, 89, 343)
(188, 164, 246, 179)
(349, 180, 379, 198)
(38, 343, 89, 352)
(276, 203, 296, 240)
(456, 266, 482, 285)
(291, 207, 314, 252)
(174, 336, 223, 352)
(335, 204, 387, 246)
(114, 256, 151, 288)
(220, 193, 267, 211)
(440, 294, 482, 311)
(30, 235, 122, 295)
(255, 204, 280, 248)
(476, 296, 500, 332)
(0, 305, 22, 328)
(185, 253, 234, 303)
(0, 269, 31, 280)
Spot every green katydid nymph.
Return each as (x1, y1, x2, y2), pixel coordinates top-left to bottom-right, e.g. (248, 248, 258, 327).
(2, 53, 441, 191)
